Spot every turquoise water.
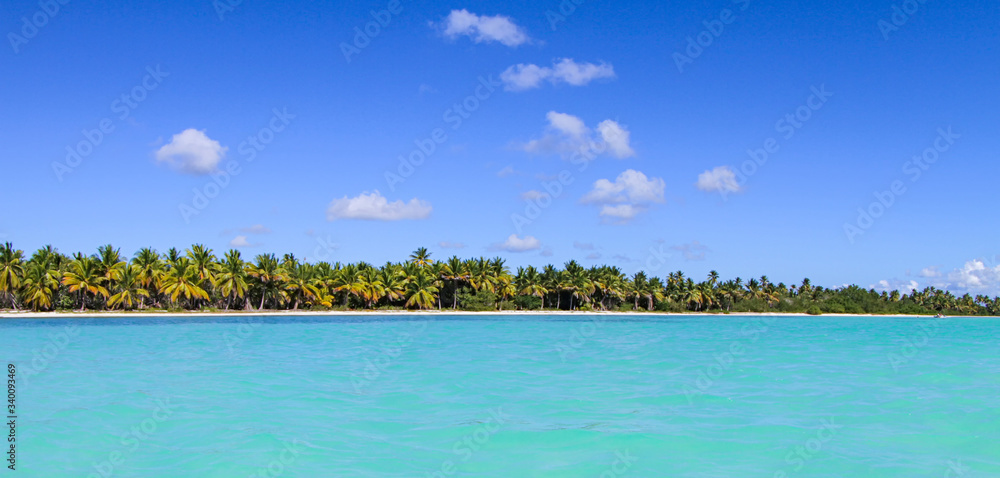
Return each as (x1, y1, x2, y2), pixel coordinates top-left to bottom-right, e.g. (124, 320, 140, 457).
(3, 314, 999, 477)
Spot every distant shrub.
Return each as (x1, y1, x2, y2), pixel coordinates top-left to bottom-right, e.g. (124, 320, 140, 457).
(514, 295, 542, 310)
(457, 290, 496, 311)
(807, 306, 823, 315)
(823, 303, 846, 314)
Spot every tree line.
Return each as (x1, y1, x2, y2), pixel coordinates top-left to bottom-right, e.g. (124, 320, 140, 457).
(0, 243, 997, 316)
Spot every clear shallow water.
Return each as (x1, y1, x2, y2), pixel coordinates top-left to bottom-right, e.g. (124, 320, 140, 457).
(3, 314, 1000, 477)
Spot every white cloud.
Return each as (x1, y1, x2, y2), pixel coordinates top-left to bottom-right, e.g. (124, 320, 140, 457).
(230, 235, 251, 248)
(438, 241, 466, 249)
(439, 9, 529, 47)
(573, 241, 595, 250)
(696, 166, 743, 194)
(520, 190, 547, 200)
(600, 204, 639, 220)
(155, 129, 227, 175)
(326, 191, 432, 221)
(501, 58, 616, 91)
(241, 224, 270, 234)
(671, 241, 709, 261)
(596, 120, 634, 159)
(540, 247, 554, 257)
(872, 279, 920, 294)
(497, 165, 517, 177)
(522, 112, 634, 159)
(418, 84, 437, 96)
(490, 234, 541, 252)
(586, 252, 602, 260)
(945, 260, 1000, 293)
(919, 266, 942, 278)
(582, 169, 665, 205)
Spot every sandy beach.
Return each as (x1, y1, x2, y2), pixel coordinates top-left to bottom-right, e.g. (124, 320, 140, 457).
(0, 309, 956, 319)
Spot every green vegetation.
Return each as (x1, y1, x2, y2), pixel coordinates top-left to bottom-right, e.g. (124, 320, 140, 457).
(0, 242, 997, 316)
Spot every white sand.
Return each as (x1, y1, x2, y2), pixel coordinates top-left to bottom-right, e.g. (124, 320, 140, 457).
(0, 309, 956, 319)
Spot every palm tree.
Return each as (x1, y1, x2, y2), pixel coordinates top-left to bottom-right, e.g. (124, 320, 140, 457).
(107, 264, 149, 310)
(186, 244, 217, 295)
(357, 266, 385, 309)
(96, 244, 127, 282)
(516, 266, 547, 303)
(132, 248, 163, 307)
(405, 269, 438, 310)
(0, 242, 25, 310)
(20, 261, 59, 311)
(443, 256, 468, 309)
(562, 261, 593, 310)
(409, 247, 433, 267)
(380, 264, 407, 304)
(332, 263, 363, 307)
(215, 249, 249, 310)
(247, 254, 285, 310)
(159, 258, 210, 308)
(62, 257, 110, 311)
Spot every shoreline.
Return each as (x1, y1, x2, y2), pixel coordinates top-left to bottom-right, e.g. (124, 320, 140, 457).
(0, 310, 976, 319)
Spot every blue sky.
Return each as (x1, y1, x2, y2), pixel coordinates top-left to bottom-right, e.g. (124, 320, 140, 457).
(1, 0, 998, 294)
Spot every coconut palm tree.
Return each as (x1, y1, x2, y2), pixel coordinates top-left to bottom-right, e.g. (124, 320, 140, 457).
(62, 256, 110, 311)
(107, 264, 149, 310)
(332, 263, 363, 307)
(380, 264, 406, 304)
(186, 244, 217, 295)
(409, 247, 433, 267)
(443, 256, 468, 309)
(159, 258, 210, 309)
(20, 261, 59, 311)
(96, 244, 127, 283)
(284, 263, 321, 310)
(215, 249, 249, 310)
(405, 269, 438, 310)
(132, 248, 164, 307)
(0, 242, 25, 310)
(516, 266, 547, 302)
(247, 254, 286, 310)
(357, 266, 386, 309)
